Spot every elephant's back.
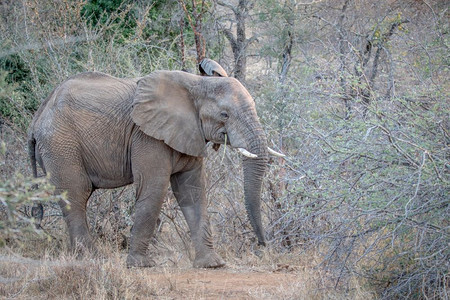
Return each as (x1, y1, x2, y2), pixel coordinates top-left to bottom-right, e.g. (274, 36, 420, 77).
(58, 72, 136, 114)
(33, 72, 137, 131)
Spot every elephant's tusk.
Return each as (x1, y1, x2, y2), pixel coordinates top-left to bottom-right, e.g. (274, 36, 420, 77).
(268, 147, 286, 157)
(237, 148, 258, 158)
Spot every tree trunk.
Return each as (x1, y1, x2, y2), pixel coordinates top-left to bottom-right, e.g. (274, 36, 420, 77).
(219, 0, 256, 83)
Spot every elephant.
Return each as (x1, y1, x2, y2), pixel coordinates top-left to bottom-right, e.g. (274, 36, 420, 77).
(28, 66, 284, 268)
(198, 58, 228, 77)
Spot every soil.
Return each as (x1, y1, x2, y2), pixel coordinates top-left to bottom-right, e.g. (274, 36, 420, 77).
(144, 267, 302, 299)
(0, 254, 305, 300)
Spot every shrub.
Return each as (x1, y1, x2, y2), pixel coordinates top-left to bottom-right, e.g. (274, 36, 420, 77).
(256, 70, 449, 299)
(0, 140, 65, 247)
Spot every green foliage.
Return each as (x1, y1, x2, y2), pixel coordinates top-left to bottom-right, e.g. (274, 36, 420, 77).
(0, 143, 65, 247)
(81, 0, 139, 42)
(0, 54, 34, 126)
(81, 0, 190, 50)
(0, 54, 30, 85)
(82, 0, 127, 23)
(0, 70, 36, 130)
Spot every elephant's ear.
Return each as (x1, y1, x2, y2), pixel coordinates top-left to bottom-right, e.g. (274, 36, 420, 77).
(131, 71, 206, 157)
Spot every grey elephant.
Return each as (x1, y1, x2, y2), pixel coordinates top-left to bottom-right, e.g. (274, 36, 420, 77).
(28, 65, 283, 268)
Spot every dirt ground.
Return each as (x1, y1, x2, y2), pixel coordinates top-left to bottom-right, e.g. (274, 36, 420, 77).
(0, 254, 310, 299)
(143, 267, 302, 299)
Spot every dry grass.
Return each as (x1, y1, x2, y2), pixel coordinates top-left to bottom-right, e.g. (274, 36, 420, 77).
(0, 250, 162, 299)
(0, 242, 374, 300)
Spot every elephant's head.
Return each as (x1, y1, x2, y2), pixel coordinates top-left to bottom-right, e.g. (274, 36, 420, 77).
(131, 71, 269, 245)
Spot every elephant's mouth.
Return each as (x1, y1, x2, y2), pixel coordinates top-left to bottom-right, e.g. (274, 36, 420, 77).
(207, 127, 228, 145)
(207, 129, 285, 159)
(218, 129, 230, 145)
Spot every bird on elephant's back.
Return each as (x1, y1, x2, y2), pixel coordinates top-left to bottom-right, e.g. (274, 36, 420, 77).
(28, 58, 285, 268)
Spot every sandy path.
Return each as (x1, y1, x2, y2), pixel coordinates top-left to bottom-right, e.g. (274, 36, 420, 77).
(143, 267, 301, 299)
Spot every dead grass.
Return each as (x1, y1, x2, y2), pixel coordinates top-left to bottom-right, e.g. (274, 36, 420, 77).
(0, 252, 161, 299)
(0, 238, 375, 300)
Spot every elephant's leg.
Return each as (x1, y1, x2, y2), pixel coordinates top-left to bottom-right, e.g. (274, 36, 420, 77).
(38, 135, 95, 255)
(170, 164, 225, 268)
(126, 174, 170, 268)
(56, 177, 94, 255)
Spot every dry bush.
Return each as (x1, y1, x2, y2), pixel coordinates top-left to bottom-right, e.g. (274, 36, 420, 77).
(248, 1, 449, 298)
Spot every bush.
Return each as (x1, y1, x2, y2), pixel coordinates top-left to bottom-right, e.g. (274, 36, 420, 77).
(0, 70, 37, 131)
(255, 67, 449, 298)
(0, 140, 65, 248)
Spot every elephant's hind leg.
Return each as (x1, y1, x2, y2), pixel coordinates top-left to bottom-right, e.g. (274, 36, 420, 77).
(37, 133, 96, 255)
(45, 157, 95, 254)
(56, 175, 95, 256)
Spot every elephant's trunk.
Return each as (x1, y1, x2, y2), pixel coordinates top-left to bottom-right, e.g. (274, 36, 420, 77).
(241, 118, 268, 246)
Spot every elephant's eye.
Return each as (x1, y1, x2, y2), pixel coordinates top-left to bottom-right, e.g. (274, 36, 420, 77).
(220, 112, 229, 119)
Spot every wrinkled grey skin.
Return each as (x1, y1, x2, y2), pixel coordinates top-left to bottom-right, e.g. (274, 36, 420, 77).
(28, 70, 268, 268)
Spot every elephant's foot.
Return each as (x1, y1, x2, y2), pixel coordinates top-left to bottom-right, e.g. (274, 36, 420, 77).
(193, 251, 225, 268)
(126, 253, 156, 268)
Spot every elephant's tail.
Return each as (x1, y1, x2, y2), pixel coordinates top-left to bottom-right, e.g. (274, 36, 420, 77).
(28, 134, 44, 229)
(28, 134, 38, 178)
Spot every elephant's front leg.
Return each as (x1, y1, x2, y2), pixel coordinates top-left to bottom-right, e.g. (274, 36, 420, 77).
(170, 163, 225, 268)
(126, 174, 170, 268)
